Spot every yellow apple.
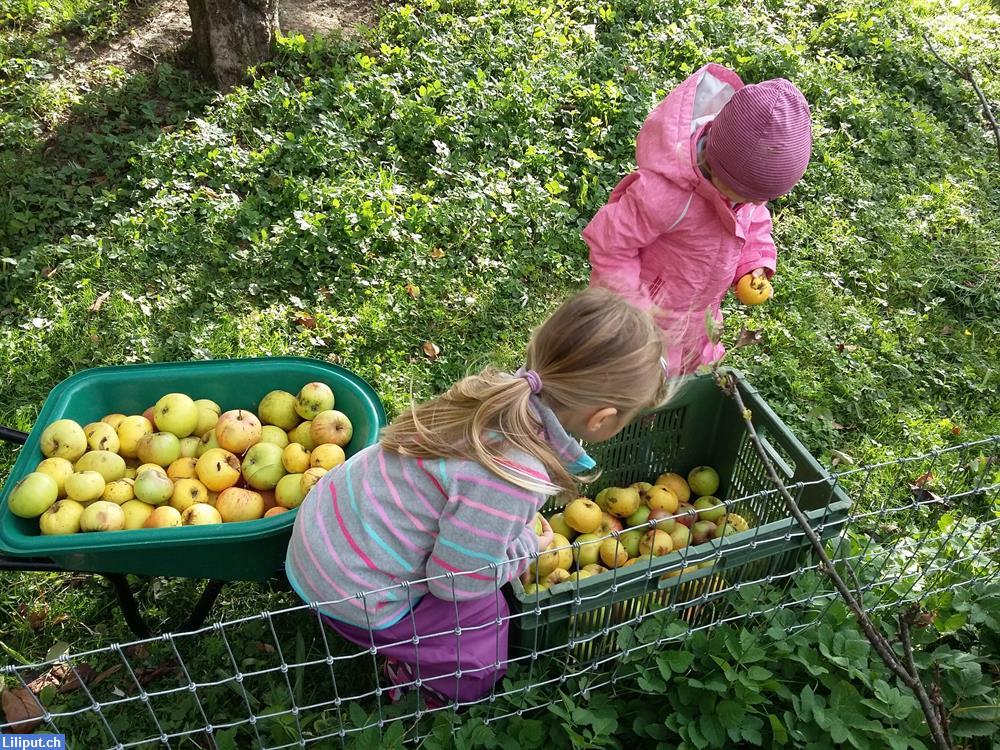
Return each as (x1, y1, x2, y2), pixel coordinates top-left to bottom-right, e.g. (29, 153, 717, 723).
(101, 413, 127, 430)
(144, 505, 182, 528)
(193, 399, 221, 436)
(39, 499, 86, 534)
(181, 503, 222, 525)
(178, 436, 201, 458)
(102, 478, 135, 504)
(215, 410, 262, 454)
(654, 472, 691, 504)
(300, 467, 327, 494)
(116, 415, 153, 458)
(65, 471, 106, 503)
(646, 485, 679, 514)
(83, 421, 120, 453)
(310, 410, 352, 448)
(121, 500, 155, 530)
(75, 450, 126, 482)
(40, 419, 88, 461)
(259, 390, 302, 431)
(215, 487, 265, 523)
(166, 457, 199, 481)
(80, 500, 125, 531)
(275, 473, 306, 509)
(195, 448, 242, 492)
(264, 506, 289, 518)
(310, 443, 346, 470)
(287, 421, 316, 450)
(639, 529, 674, 556)
(563, 497, 602, 534)
(153, 393, 200, 437)
(735, 273, 772, 305)
(170, 478, 210, 512)
(260, 425, 290, 448)
(35, 457, 74, 497)
(294, 382, 335, 420)
(282, 443, 311, 473)
(599, 537, 630, 568)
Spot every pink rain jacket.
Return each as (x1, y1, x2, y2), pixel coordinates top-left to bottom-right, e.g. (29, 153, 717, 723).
(583, 64, 777, 374)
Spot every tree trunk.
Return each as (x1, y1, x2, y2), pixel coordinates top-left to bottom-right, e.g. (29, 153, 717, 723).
(186, 0, 279, 90)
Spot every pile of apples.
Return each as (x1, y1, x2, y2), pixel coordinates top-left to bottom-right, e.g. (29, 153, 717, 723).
(521, 466, 752, 595)
(5, 383, 353, 535)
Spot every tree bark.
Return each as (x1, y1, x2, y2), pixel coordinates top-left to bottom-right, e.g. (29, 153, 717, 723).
(186, 0, 279, 90)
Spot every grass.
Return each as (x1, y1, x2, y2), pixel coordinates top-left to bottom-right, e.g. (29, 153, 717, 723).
(1, 0, 999, 744)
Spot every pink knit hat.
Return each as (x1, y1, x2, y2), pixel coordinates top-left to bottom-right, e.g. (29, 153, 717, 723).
(705, 78, 812, 201)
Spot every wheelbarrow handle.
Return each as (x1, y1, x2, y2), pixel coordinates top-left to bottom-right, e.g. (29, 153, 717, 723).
(0, 426, 29, 445)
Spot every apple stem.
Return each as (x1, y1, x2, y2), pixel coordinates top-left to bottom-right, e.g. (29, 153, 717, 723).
(717, 369, 954, 750)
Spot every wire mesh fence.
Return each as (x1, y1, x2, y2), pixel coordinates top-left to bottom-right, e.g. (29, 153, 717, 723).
(2, 437, 998, 748)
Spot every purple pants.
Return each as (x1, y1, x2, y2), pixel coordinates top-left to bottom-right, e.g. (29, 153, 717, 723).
(323, 592, 510, 703)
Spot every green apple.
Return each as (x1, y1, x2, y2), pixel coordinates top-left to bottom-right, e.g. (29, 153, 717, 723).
(625, 504, 651, 529)
(65, 471, 106, 503)
(179, 436, 201, 458)
(687, 466, 720, 497)
(133, 469, 174, 505)
(193, 399, 221, 437)
(83, 421, 120, 453)
(258, 390, 301, 431)
(547, 512, 576, 540)
(35, 457, 74, 497)
(294, 382, 335, 420)
(693, 496, 726, 523)
(275, 473, 307, 509)
(260, 425, 290, 448)
(137, 432, 182, 467)
(75, 450, 126, 482)
(241, 442, 287, 490)
(39, 499, 85, 534)
(116, 415, 153, 458)
(572, 533, 603, 567)
(80, 500, 125, 532)
(40, 419, 88, 462)
(287, 421, 316, 450)
(196, 429, 220, 457)
(619, 529, 644, 558)
(153, 393, 200, 438)
(8, 472, 59, 518)
(310, 410, 353, 448)
(215, 410, 262, 454)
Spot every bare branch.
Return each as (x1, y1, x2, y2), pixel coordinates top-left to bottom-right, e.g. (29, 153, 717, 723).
(718, 371, 954, 749)
(923, 33, 1000, 164)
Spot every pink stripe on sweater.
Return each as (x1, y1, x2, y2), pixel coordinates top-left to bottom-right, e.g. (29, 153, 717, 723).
(309, 485, 387, 591)
(290, 533, 368, 614)
(363, 478, 425, 553)
(496, 458, 548, 482)
(329, 480, 384, 575)
(452, 472, 539, 504)
(398, 458, 441, 520)
(418, 457, 447, 498)
(430, 555, 498, 582)
(377, 451, 432, 535)
(453, 495, 526, 523)
(448, 515, 511, 543)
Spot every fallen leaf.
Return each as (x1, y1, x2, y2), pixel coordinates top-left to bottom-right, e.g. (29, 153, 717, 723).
(941, 325, 953, 336)
(51, 613, 69, 626)
(912, 471, 934, 489)
(42, 266, 59, 279)
(26, 663, 69, 695)
(124, 643, 150, 660)
(317, 287, 333, 299)
(27, 606, 48, 631)
(255, 642, 276, 654)
(734, 328, 762, 349)
(200, 187, 222, 200)
(951, 426, 961, 436)
(125, 662, 177, 694)
(45, 641, 70, 662)
(405, 283, 420, 299)
(422, 341, 441, 360)
(295, 314, 317, 329)
(87, 291, 110, 313)
(138, 300, 152, 317)
(429, 248, 446, 260)
(830, 449, 855, 467)
(1, 687, 44, 733)
(58, 663, 96, 694)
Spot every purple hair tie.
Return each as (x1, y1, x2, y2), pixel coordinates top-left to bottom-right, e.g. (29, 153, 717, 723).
(516, 368, 543, 395)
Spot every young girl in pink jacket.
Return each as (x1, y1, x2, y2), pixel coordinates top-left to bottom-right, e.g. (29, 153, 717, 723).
(584, 63, 812, 374)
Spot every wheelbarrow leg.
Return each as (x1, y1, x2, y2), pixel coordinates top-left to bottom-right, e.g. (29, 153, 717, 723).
(181, 580, 225, 632)
(104, 573, 152, 639)
(0, 426, 29, 445)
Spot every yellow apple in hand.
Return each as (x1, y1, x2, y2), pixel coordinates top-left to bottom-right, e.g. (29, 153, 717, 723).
(735, 273, 773, 305)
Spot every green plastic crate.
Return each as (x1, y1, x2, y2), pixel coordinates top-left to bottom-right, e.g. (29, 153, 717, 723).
(0, 357, 387, 582)
(508, 371, 851, 660)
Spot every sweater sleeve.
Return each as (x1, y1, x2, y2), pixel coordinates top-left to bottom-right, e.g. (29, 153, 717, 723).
(583, 169, 693, 309)
(733, 203, 777, 283)
(425, 467, 543, 601)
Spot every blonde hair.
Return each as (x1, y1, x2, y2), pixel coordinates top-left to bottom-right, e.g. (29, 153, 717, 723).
(380, 288, 670, 494)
